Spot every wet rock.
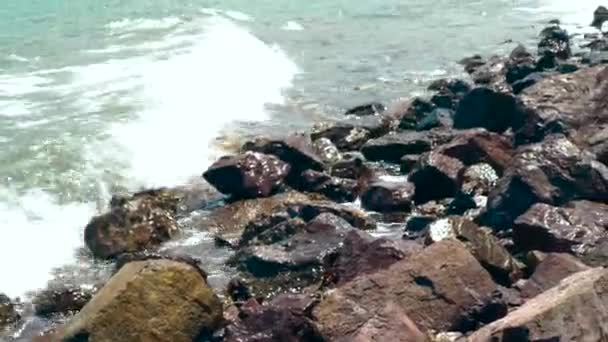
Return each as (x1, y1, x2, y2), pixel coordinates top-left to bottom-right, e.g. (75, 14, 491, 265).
(454, 87, 525, 133)
(459, 54, 486, 74)
(243, 134, 325, 174)
(85, 191, 179, 259)
(345, 102, 386, 116)
(294, 200, 376, 230)
(312, 137, 342, 165)
(226, 278, 253, 304)
(469, 268, 608, 341)
(538, 24, 571, 60)
(229, 213, 354, 278)
(55, 259, 222, 342)
(313, 240, 501, 338)
(329, 152, 367, 179)
(293, 170, 358, 203)
(398, 97, 436, 130)
(311, 115, 394, 150)
(324, 230, 421, 286)
(461, 163, 499, 196)
(239, 215, 307, 248)
(400, 154, 420, 173)
(557, 62, 579, 74)
(427, 78, 471, 96)
(479, 135, 608, 229)
(223, 300, 324, 342)
(203, 152, 291, 199)
(505, 45, 536, 84)
(468, 56, 510, 90)
(416, 108, 454, 131)
(426, 217, 522, 284)
(404, 216, 436, 240)
(511, 72, 544, 94)
(361, 130, 454, 163)
(409, 152, 463, 204)
(0, 294, 19, 330)
(592, 5, 608, 29)
(33, 284, 98, 317)
(360, 180, 415, 212)
(513, 201, 608, 266)
(518, 253, 590, 299)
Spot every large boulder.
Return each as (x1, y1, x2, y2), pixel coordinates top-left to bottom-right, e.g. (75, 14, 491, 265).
(361, 130, 454, 163)
(85, 190, 179, 259)
(513, 201, 608, 266)
(518, 253, 590, 299)
(479, 134, 608, 230)
(55, 259, 222, 342)
(203, 152, 290, 199)
(453, 87, 525, 133)
(408, 151, 463, 204)
(469, 268, 608, 341)
(243, 134, 324, 174)
(323, 230, 422, 286)
(313, 240, 502, 339)
(360, 180, 415, 212)
(592, 6, 608, 29)
(426, 217, 522, 284)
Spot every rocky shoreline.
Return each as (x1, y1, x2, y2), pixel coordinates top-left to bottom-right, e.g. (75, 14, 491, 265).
(5, 7, 608, 342)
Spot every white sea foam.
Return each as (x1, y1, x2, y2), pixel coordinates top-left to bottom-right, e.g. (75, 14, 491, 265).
(282, 21, 304, 31)
(106, 17, 182, 34)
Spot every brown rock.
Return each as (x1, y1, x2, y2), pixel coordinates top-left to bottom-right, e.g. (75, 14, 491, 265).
(33, 284, 98, 317)
(513, 201, 608, 266)
(243, 134, 324, 174)
(409, 151, 463, 204)
(311, 115, 394, 151)
(469, 268, 608, 341)
(56, 259, 222, 342)
(519, 253, 590, 299)
(361, 130, 454, 163)
(84, 191, 179, 259)
(453, 87, 525, 133)
(293, 170, 358, 203)
(313, 240, 501, 338)
(361, 180, 415, 212)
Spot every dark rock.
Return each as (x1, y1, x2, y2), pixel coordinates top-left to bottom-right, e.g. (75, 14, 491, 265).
(557, 62, 579, 74)
(400, 154, 420, 173)
(513, 201, 608, 266)
(446, 192, 479, 215)
(538, 25, 571, 60)
(0, 294, 19, 330)
(509, 44, 532, 60)
(226, 278, 253, 304)
(404, 216, 436, 240)
(427, 78, 471, 96)
(361, 130, 454, 163)
(592, 6, 608, 29)
(293, 170, 358, 203)
(294, 201, 376, 230)
(223, 301, 324, 342)
(511, 72, 544, 94)
(398, 98, 436, 130)
(84, 190, 179, 259)
(361, 180, 415, 212)
(468, 56, 510, 90)
(459, 54, 486, 74)
(311, 115, 394, 151)
(454, 87, 525, 133)
(426, 217, 523, 285)
(33, 284, 98, 317)
(409, 152, 463, 204)
(312, 138, 342, 165)
(431, 92, 456, 109)
(469, 268, 608, 341)
(239, 215, 307, 248)
(505, 45, 536, 84)
(479, 135, 608, 230)
(243, 134, 324, 174)
(518, 253, 590, 299)
(416, 108, 454, 131)
(345, 102, 386, 116)
(313, 240, 501, 337)
(323, 230, 421, 286)
(329, 152, 367, 179)
(203, 152, 290, 199)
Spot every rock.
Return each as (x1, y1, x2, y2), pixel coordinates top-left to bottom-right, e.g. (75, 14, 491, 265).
(418, 108, 454, 131)
(468, 56, 510, 90)
(409, 151, 463, 204)
(592, 6, 608, 29)
(400, 154, 420, 173)
(511, 72, 544, 95)
(223, 301, 324, 342)
(505, 45, 536, 84)
(0, 294, 19, 330)
(509, 44, 533, 60)
(85, 191, 179, 259)
(294, 200, 376, 230)
(293, 170, 358, 203)
(313, 240, 501, 338)
(518, 253, 590, 299)
(330, 152, 367, 179)
(56, 259, 222, 342)
(404, 216, 436, 240)
(203, 152, 291, 199)
(243, 134, 324, 174)
(345, 102, 386, 116)
(461, 163, 499, 196)
(538, 25, 571, 60)
(226, 278, 253, 304)
(513, 201, 608, 265)
(517, 65, 608, 145)
(361, 130, 454, 163)
(239, 215, 307, 248)
(33, 284, 98, 317)
(557, 62, 579, 74)
(453, 87, 525, 133)
(459, 54, 486, 74)
(311, 115, 394, 150)
(312, 137, 342, 165)
(324, 230, 422, 286)
(427, 78, 471, 96)
(469, 268, 608, 341)
(399, 98, 436, 130)
(479, 135, 608, 230)
(426, 217, 522, 284)
(360, 180, 415, 212)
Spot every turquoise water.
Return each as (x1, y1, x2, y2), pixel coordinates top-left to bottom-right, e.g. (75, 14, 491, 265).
(0, 0, 601, 299)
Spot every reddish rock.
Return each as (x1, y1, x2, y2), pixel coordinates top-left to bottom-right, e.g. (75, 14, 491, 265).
(203, 152, 290, 199)
(243, 134, 324, 174)
(361, 180, 415, 212)
(519, 253, 590, 299)
(330, 152, 367, 179)
(409, 151, 463, 204)
(313, 240, 501, 338)
(453, 87, 525, 133)
(311, 115, 394, 151)
(469, 268, 608, 342)
(361, 130, 454, 163)
(513, 201, 608, 266)
(293, 170, 358, 203)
